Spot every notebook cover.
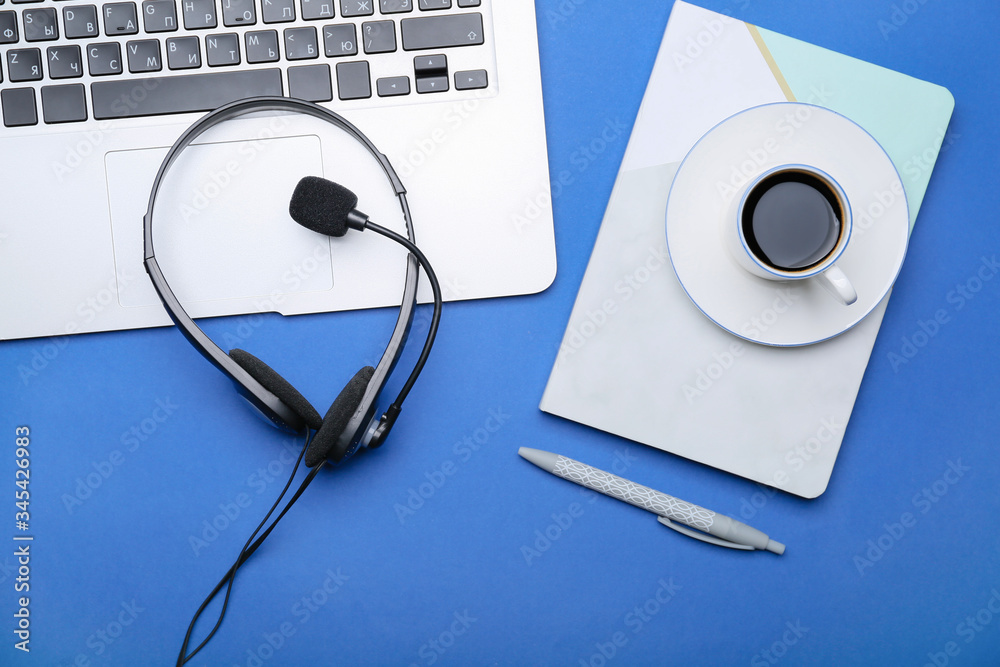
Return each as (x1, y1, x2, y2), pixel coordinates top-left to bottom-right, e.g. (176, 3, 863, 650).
(540, 1, 954, 498)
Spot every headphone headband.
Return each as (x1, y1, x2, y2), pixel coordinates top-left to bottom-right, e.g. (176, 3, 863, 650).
(143, 97, 418, 438)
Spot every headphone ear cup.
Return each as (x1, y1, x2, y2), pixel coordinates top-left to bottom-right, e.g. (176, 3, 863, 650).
(305, 366, 376, 467)
(229, 349, 323, 431)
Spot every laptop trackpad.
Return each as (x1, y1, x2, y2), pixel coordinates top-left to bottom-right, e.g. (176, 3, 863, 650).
(106, 134, 331, 308)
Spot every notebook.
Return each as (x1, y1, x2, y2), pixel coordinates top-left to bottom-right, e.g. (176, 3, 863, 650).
(540, 1, 954, 498)
(0, 0, 555, 341)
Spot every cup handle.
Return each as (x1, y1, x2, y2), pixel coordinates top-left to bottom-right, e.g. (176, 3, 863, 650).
(817, 265, 857, 305)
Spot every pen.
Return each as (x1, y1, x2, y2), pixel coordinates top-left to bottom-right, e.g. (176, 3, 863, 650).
(518, 448, 785, 554)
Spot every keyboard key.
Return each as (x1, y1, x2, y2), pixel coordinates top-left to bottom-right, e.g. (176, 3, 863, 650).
(0, 11, 18, 43)
(181, 0, 216, 29)
(339, 0, 372, 18)
(206, 32, 240, 65)
(87, 42, 123, 75)
(41, 83, 87, 123)
(300, 0, 334, 20)
(376, 75, 408, 96)
(7, 48, 42, 81)
(287, 63, 331, 101)
(456, 0, 479, 6)
(47, 45, 84, 78)
(379, 0, 412, 13)
(361, 20, 394, 54)
(415, 74, 446, 93)
(22, 7, 58, 41)
(63, 5, 99, 39)
(91, 67, 282, 119)
(413, 53, 444, 74)
(401, 13, 482, 50)
(126, 38, 161, 72)
(1, 88, 36, 126)
(245, 29, 278, 63)
(283, 26, 317, 59)
(104, 2, 139, 35)
(221, 0, 255, 26)
(166, 35, 201, 68)
(322, 23, 356, 57)
(142, 0, 178, 32)
(418, 0, 449, 10)
(335, 60, 369, 99)
(262, 0, 295, 23)
(454, 68, 485, 90)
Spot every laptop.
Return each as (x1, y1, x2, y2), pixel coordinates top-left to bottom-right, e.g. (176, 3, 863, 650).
(0, 0, 555, 341)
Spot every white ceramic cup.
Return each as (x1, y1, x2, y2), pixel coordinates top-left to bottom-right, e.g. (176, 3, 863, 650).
(726, 164, 857, 305)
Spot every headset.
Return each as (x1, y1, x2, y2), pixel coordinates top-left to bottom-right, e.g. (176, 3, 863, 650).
(144, 96, 441, 468)
(143, 96, 442, 663)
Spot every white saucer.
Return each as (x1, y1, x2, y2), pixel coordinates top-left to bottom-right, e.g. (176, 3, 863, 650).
(665, 103, 910, 347)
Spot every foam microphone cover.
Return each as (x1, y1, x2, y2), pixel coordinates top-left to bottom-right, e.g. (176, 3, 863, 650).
(229, 349, 323, 430)
(288, 176, 358, 237)
(305, 366, 375, 467)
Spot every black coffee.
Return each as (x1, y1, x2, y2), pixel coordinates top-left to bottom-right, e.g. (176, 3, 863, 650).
(741, 171, 843, 272)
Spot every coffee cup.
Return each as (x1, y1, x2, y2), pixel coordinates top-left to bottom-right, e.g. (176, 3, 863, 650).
(726, 164, 857, 305)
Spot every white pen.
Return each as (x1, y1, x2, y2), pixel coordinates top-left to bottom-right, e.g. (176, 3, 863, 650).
(518, 448, 785, 554)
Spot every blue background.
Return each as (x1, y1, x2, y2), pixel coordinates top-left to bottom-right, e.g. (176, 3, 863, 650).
(3, 0, 999, 665)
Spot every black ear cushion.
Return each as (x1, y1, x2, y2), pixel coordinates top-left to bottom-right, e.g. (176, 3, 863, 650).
(305, 366, 375, 467)
(229, 349, 323, 431)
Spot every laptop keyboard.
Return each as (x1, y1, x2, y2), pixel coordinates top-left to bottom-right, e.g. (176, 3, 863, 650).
(0, 0, 494, 127)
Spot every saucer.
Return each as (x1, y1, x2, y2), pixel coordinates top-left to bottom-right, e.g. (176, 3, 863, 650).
(665, 103, 909, 347)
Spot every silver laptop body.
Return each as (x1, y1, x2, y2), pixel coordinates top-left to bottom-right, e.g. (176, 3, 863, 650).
(0, 0, 555, 340)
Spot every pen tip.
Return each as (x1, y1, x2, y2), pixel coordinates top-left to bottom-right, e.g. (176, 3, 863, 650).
(517, 448, 558, 472)
(765, 540, 785, 555)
